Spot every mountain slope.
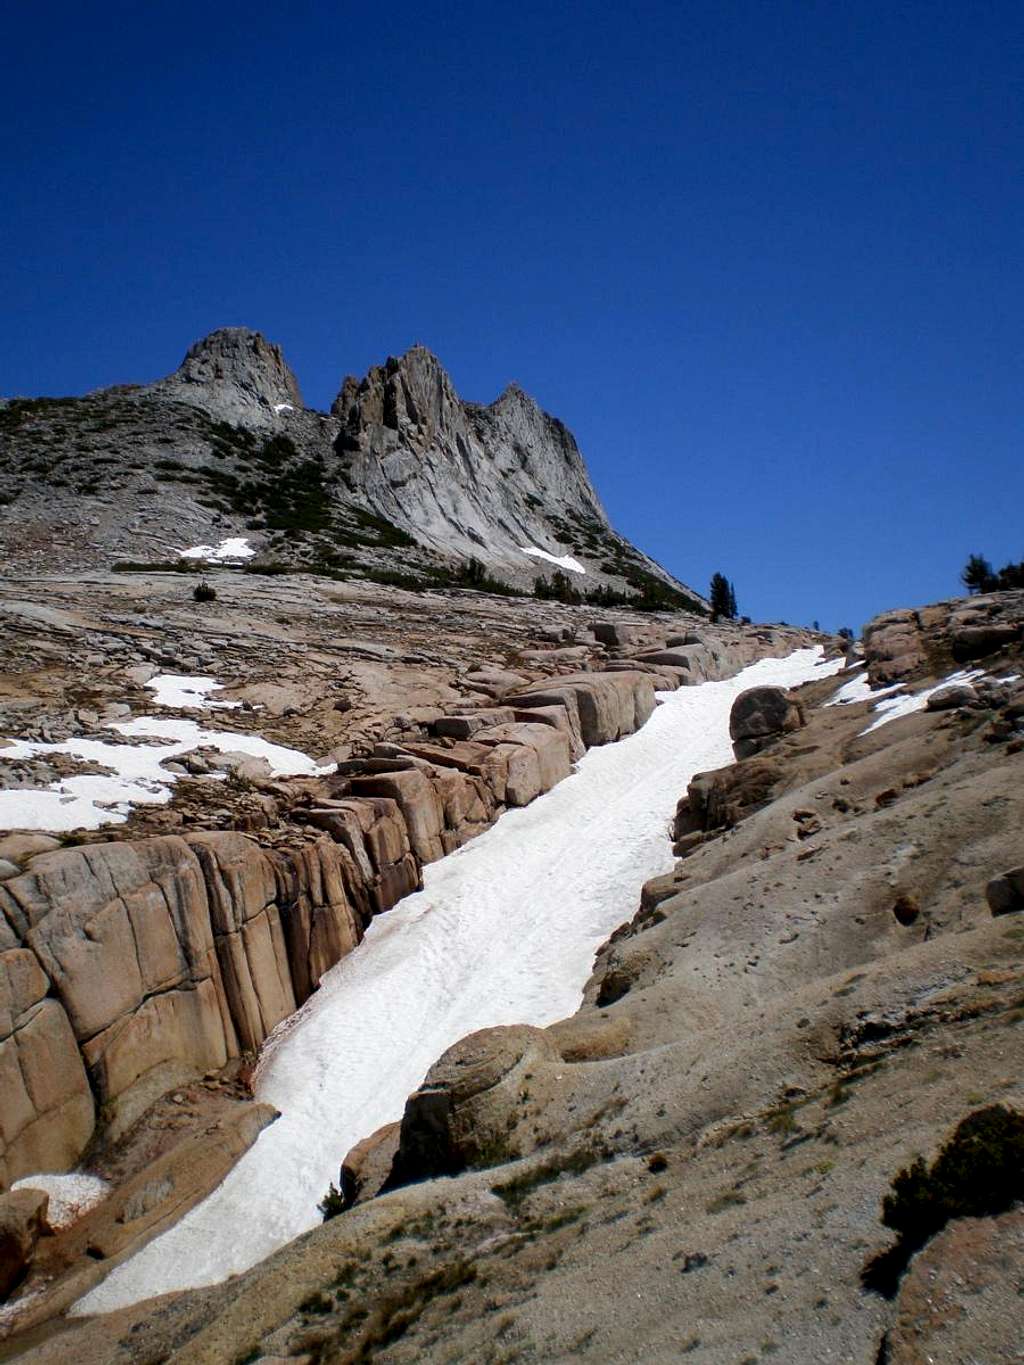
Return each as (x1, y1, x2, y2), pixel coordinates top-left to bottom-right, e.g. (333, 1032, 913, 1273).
(0, 328, 704, 608)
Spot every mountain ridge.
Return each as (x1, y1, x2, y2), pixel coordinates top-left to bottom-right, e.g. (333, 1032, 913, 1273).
(0, 328, 705, 609)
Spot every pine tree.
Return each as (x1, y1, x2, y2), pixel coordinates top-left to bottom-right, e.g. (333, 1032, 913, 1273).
(960, 554, 996, 595)
(709, 572, 736, 620)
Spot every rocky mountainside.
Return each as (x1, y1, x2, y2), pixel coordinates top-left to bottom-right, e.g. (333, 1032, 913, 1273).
(0, 329, 703, 609)
(0, 565, 796, 1335)
(4, 586, 1019, 1363)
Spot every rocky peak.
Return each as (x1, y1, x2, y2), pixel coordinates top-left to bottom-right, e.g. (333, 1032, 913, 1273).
(148, 327, 304, 425)
(329, 345, 615, 572)
(332, 345, 459, 447)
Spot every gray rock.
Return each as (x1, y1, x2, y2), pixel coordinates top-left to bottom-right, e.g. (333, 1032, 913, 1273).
(147, 327, 304, 426)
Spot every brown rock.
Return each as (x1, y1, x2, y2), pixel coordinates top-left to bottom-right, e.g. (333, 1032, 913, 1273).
(347, 768, 446, 865)
(386, 1025, 558, 1187)
(729, 686, 805, 759)
(0, 1186, 49, 1300)
(339, 1121, 402, 1209)
(985, 867, 1024, 916)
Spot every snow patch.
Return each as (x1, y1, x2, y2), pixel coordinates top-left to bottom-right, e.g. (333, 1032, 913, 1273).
(179, 537, 255, 562)
(520, 545, 587, 575)
(0, 716, 331, 832)
(76, 647, 844, 1311)
(825, 666, 905, 708)
(12, 1173, 109, 1229)
(859, 669, 984, 734)
(146, 675, 240, 710)
(272, 403, 294, 415)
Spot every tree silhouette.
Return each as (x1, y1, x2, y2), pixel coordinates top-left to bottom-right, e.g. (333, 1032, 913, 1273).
(960, 554, 996, 595)
(709, 572, 736, 620)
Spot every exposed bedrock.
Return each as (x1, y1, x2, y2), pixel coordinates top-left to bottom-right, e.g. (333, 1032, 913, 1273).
(863, 588, 1024, 685)
(0, 627, 814, 1191)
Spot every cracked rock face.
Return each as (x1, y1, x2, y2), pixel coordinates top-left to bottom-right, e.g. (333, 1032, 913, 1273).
(332, 344, 614, 570)
(147, 327, 305, 426)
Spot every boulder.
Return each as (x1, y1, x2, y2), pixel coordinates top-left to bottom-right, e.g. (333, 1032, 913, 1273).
(507, 707, 579, 761)
(729, 686, 805, 759)
(986, 867, 1024, 916)
(0, 1186, 49, 1300)
(473, 722, 573, 799)
(636, 645, 712, 678)
(926, 682, 977, 711)
(432, 708, 515, 739)
(385, 1025, 558, 1188)
(0, 834, 61, 865)
(339, 1121, 402, 1210)
(511, 671, 655, 748)
(863, 610, 926, 685)
(590, 621, 648, 648)
(272, 841, 365, 1003)
(302, 795, 415, 915)
(675, 756, 785, 838)
(461, 669, 529, 699)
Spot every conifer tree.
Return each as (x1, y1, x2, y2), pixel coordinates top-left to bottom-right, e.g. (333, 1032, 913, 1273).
(709, 572, 735, 620)
(960, 554, 996, 595)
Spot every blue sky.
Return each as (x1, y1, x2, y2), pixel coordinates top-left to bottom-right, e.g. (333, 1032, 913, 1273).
(3, 1, 1021, 631)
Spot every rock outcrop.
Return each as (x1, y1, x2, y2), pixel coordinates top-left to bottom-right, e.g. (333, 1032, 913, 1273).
(146, 327, 304, 426)
(0, 617, 800, 1189)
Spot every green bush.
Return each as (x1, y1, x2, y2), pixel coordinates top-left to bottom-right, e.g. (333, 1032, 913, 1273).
(863, 1105, 1024, 1296)
(318, 1181, 346, 1221)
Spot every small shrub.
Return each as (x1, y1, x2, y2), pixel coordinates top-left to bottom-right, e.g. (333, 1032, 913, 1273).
(193, 579, 217, 602)
(318, 1181, 346, 1221)
(863, 1105, 1024, 1296)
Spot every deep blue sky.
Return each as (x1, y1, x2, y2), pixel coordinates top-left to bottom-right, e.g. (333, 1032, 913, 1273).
(3, 1, 1021, 631)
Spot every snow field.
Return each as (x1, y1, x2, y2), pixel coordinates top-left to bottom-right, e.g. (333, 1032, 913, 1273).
(179, 537, 255, 562)
(76, 647, 843, 1313)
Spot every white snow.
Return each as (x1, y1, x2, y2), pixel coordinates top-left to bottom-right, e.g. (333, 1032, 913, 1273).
(11, 1173, 109, 1230)
(825, 666, 905, 708)
(272, 403, 294, 415)
(179, 537, 255, 562)
(859, 669, 984, 735)
(76, 647, 843, 1314)
(520, 545, 587, 575)
(0, 717, 330, 833)
(146, 674, 240, 710)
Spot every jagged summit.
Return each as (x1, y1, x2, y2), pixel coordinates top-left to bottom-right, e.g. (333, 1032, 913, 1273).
(330, 344, 612, 567)
(147, 327, 304, 425)
(0, 327, 703, 606)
